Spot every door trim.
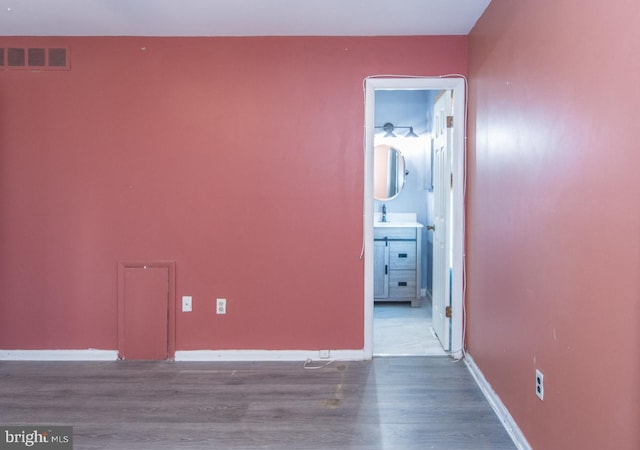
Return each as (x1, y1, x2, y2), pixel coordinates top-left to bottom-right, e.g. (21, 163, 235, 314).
(117, 260, 176, 359)
(363, 76, 466, 359)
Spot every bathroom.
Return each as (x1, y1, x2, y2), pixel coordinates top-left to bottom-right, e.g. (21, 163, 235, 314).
(372, 89, 445, 355)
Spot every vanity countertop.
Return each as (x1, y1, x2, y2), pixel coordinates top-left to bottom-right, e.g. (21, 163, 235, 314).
(374, 221, 423, 228)
(373, 212, 423, 228)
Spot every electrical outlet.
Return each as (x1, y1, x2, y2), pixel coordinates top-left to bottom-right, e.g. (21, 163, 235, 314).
(536, 369, 544, 400)
(216, 298, 226, 315)
(319, 350, 330, 359)
(182, 296, 192, 312)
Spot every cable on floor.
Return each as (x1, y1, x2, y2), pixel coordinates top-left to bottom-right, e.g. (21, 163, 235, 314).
(303, 358, 335, 370)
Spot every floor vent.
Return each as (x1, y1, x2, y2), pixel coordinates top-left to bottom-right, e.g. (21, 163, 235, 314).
(1, 47, 69, 70)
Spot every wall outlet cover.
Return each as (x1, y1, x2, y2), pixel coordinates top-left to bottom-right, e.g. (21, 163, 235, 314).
(216, 298, 226, 315)
(536, 369, 544, 400)
(182, 296, 192, 312)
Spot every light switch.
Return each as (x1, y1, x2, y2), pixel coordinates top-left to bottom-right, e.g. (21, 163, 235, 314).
(182, 296, 192, 312)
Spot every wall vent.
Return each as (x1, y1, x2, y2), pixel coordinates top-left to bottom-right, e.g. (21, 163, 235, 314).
(1, 47, 69, 70)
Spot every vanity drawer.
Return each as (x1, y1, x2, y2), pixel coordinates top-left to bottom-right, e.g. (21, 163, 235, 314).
(389, 241, 416, 270)
(374, 227, 416, 240)
(389, 270, 416, 298)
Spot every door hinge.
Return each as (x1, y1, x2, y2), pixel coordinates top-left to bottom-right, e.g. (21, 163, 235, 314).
(447, 116, 454, 128)
(450, 173, 453, 189)
(445, 306, 452, 318)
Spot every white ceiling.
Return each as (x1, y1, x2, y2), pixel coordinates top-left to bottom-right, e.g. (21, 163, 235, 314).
(0, 0, 491, 37)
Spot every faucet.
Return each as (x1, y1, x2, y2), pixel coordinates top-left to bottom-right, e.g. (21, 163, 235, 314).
(381, 204, 387, 223)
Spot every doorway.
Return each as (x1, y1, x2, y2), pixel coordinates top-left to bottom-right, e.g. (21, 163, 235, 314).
(117, 261, 176, 360)
(363, 77, 466, 359)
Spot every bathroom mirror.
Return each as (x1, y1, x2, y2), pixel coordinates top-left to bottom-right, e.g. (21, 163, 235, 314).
(374, 144, 406, 201)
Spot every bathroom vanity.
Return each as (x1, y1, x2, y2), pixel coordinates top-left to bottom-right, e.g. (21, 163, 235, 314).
(374, 214, 423, 307)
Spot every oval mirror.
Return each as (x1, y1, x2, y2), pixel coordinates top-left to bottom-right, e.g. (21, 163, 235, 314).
(374, 144, 406, 201)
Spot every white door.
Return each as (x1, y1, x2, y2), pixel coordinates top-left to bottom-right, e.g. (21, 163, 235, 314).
(431, 90, 453, 351)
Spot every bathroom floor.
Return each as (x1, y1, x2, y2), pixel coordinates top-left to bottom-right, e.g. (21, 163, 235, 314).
(373, 297, 447, 356)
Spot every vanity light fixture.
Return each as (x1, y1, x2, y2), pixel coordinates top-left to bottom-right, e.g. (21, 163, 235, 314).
(375, 122, 419, 137)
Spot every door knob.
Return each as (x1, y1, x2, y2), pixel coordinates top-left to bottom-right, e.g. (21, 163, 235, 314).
(426, 225, 435, 231)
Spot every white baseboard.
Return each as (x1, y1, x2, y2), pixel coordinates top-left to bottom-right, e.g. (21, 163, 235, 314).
(0, 349, 368, 362)
(465, 353, 531, 450)
(175, 349, 368, 362)
(0, 349, 118, 361)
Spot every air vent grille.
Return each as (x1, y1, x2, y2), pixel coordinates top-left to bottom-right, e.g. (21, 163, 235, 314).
(48, 48, 67, 67)
(8, 48, 25, 66)
(1, 47, 69, 70)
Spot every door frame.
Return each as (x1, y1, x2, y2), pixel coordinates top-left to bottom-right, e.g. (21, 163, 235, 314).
(363, 77, 466, 359)
(117, 260, 176, 359)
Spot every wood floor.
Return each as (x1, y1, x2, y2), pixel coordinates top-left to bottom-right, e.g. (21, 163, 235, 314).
(0, 357, 516, 449)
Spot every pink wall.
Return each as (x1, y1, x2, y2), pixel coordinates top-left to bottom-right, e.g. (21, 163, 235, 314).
(0, 36, 467, 352)
(467, 1, 640, 449)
